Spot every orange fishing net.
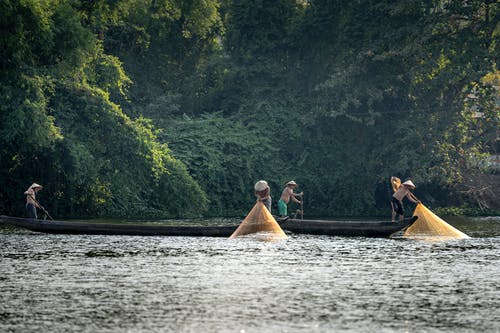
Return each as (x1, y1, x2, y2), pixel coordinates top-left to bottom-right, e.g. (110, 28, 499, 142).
(229, 202, 287, 240)
(404, 203, 470, 240)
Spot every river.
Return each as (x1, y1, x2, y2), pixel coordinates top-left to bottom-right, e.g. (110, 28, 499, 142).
(0, 216, 499, 332)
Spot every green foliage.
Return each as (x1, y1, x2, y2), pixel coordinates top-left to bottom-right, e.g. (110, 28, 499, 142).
(0, 0, 207, 218)
(159, 112, 280, 216)
(0, 75, 61, 151)
(0, 74, 62, 217)
(225, 0, 297, 59)
(46, 81, 208, 218)
(1, 0, 498, 219)
(0, 0, 54, 69)
(102, 0, 223, 114)
(83, 45, 132, 104)
(433, 205, 500, 217)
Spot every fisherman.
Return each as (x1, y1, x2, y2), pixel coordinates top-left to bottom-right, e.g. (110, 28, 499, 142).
(278, 180, 303, 219)
(391, 179, 419, 221)
(254, 180, 272, 212)
(24, 183, 43, 219)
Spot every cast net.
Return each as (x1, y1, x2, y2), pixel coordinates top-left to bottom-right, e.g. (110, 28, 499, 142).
(404, 203, 470, 240)
(229, 202, 287, 240)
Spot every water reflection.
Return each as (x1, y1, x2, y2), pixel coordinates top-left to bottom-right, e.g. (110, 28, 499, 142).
(0, 217, 498, 333)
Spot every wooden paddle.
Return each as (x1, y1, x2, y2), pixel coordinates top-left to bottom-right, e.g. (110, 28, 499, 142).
(31, 196, 54, 220)
(300, 194, 304, 220)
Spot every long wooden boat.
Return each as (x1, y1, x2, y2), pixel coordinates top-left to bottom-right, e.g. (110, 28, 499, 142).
(0, 215, 235, 237)
(279, 216, 417, 237)
(0, 215, 417, 238)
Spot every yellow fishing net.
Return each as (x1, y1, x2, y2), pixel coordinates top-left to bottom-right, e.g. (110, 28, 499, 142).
(404, 203, 470, 240)
(229, 202, 287, 240)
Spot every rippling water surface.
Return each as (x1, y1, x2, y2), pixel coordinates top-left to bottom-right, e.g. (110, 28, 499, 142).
(1, 217, 499, 332)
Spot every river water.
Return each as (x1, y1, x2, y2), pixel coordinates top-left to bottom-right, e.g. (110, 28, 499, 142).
(1, 216, 499, 333)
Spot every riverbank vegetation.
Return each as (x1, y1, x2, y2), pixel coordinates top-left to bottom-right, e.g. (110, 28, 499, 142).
(1, 0, 498, 218)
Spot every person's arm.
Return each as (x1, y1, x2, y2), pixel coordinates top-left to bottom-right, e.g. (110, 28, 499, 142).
(407, 192, 419, 204)
(291, 191, 302, 203)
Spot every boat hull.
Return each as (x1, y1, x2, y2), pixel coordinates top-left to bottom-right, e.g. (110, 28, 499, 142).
(0, 215, 417, 238)
(0, 216, 235, 237)
(280, 217, 417, 237)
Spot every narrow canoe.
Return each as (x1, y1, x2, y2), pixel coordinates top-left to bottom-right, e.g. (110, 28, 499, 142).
(0, 215, 235, 237)
(0, 215, 417, 238)
(278, 217, 417, 237)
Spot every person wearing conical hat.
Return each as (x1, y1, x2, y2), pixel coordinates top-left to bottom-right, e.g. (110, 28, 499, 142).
(278, 180, 303, 218)
(254, 180, 272, 213)
(24, 183, 43, 219)
(391, 179, 419, 221)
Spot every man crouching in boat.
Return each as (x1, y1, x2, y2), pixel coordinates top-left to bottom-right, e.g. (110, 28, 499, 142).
(391, 180, 419, 222)
(278, 181, 303, 219)
(24, 183, 43, 219)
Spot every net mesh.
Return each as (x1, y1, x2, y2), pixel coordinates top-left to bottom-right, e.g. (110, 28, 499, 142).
(404, 203, 470, 240)
(229, 202, 287, 240)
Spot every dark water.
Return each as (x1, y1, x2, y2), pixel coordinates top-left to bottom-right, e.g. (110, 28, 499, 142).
(1, 217, 499, 333)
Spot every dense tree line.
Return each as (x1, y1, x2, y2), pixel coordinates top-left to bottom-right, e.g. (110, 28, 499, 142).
(1, 0, 498, 218)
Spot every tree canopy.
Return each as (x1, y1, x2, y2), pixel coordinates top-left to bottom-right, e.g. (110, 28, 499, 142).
(1, 0, 498, 218)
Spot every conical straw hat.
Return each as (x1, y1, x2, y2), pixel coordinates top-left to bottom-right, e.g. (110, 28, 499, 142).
(402, 180, 415, 188)
(25, 183, 43, 193)
(254, 180, 269, 191)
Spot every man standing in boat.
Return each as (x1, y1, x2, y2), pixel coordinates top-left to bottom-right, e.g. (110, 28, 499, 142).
(254, 180, 272, 212)
(24, 183, 43, 219)
(278, 181, 303, 219)
(391, 179, 419, 221)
